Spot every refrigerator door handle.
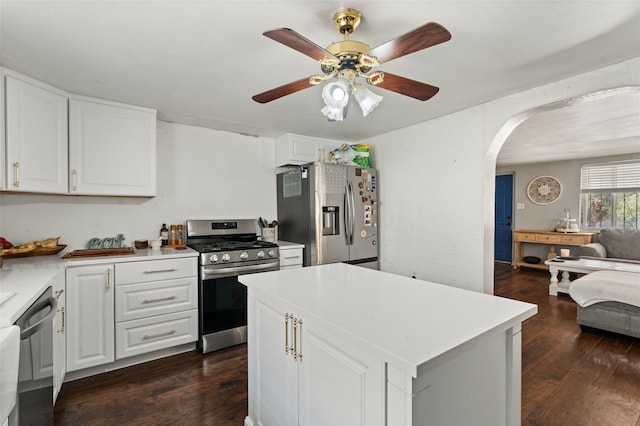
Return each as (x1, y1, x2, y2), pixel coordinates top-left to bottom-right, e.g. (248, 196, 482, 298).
(347, 182, 355, 245)
(344, 183, 351, 245)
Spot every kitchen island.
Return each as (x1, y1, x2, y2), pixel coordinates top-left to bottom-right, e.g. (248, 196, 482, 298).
(240, 263, 537, 426)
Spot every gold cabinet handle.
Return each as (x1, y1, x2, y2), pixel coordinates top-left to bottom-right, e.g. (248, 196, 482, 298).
(57, 306, 65, 334)
(142, 329, 176, 340)
(54, 289, 64, 300)
(293, 317, 303, 362)
(72, 169, 77, 191)
(106, 269, 111, 289)
(285, 313, 290, 355)
(297, 318, 303, 361)
(13, 162, 20, 187)
(142, 296, 176, 304)
(143, 268, 177, 274)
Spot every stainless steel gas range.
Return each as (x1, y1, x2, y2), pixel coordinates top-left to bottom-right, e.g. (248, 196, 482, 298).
(185, 219, 280, 353)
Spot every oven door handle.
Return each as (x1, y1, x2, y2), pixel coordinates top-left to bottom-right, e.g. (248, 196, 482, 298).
(202, 261, 280, 279)
(18, 296, 58, 340)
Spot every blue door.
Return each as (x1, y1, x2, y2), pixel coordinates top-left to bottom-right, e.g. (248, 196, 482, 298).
(495, 174, 513, 263)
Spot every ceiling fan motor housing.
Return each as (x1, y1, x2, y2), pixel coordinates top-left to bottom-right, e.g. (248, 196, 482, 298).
(333, 9, 361, 34)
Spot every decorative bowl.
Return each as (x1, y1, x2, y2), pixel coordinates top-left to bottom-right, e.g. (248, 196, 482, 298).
(523, 256, 541, 264)
(150, 240, 162, 249)
(134, 240, 148, 249)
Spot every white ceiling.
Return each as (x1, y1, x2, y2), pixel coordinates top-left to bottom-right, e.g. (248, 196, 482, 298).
(2, 1, 640, 165)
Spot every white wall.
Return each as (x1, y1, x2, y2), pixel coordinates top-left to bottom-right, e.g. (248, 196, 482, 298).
(0, 121, 277, 249)
(366, 57, 640, 294)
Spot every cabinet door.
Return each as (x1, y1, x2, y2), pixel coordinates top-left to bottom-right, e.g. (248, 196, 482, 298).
(298, 314, 384, 426)
(248, 295, 298, 426)
(52, 272, 66, 402)
(69, 98, 156, 196)
(66, 265, 115, 372)
(5, 74, 68, 194)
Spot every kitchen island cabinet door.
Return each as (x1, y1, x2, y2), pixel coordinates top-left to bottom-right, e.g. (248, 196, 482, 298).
(4, 73, 68, 194)
(66, 264, 115, 372)
(69, 97, 156, 197)
(246, 292, 384, 426)
(248, 295, 298, 426)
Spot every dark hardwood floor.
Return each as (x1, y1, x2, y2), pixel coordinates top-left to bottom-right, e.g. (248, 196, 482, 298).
(54, 264, 640, 425)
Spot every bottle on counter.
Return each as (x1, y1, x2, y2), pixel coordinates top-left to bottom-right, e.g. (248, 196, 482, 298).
(160, 223, 169, 246)
(177, 224, 184, 245)
(170, 224, 177, 245)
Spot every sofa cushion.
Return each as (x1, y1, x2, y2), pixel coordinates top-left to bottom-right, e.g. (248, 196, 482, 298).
(598, 229, 640, 260)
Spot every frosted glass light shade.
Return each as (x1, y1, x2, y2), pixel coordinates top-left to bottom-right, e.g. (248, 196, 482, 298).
(353, 86, 383, 117)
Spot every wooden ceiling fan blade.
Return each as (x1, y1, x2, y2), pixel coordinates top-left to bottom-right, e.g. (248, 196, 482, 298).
(367, 22, 451, 64)
(252, 77, 315, 104)
(372, 72, 439, 101)
(264, 28, 336, 61)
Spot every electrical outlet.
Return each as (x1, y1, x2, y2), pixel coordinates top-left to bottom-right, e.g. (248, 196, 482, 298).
(517, 203, 525, 210)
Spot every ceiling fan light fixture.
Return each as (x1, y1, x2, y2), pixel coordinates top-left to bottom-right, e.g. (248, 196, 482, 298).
(321, 79, 351, 121)
(353, 86, 383, 117)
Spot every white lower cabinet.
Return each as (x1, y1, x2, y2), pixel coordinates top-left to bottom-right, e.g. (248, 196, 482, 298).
(65, 264, 115, 372)
(248, 293, 384, 426)
(114, 258, 197, 359)
(64, 255, 199, 377)
(277, 241, 304, 270)
(52, 272, 66, 402)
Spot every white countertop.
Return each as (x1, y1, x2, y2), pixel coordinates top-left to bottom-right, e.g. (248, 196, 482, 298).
(0, 247, 198, 327)
(240, 263, 537, 377)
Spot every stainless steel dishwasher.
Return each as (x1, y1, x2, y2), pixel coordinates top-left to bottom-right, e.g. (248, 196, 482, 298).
(9, 287, 57, 425)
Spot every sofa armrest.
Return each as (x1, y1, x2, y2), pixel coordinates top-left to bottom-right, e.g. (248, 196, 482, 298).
(576, 242, 607, 258)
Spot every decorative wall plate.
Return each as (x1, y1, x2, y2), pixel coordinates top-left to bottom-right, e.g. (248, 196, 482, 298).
(527, 176, 562, 205)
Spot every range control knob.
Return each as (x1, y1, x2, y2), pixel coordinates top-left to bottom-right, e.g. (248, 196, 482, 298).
(221, 253, 231, 262)
(209, 254, 219, 263)
(240, 251, 249, 260)
(257, 250, 265, 258)
(267, 249, 276, 258)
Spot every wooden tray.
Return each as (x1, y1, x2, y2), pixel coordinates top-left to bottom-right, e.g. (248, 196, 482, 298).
(1, 245, 67, 259)
(62, 247, 135, 259)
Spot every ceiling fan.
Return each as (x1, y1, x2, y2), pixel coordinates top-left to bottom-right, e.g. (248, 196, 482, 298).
(252, 8, 451, 120)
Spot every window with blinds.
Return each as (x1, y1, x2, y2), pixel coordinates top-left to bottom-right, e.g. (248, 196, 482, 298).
(580, 160, 640, 230)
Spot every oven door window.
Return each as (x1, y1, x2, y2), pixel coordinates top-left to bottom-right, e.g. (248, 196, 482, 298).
(201, 277, 247, 334)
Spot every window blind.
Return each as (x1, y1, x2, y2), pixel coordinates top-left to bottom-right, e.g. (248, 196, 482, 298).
(580, 160, 640, 192)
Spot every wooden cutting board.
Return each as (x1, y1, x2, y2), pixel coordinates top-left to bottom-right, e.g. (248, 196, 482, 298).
(62, 247, 135, 258)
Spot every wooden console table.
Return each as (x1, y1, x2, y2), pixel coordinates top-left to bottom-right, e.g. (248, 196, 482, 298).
(513, 230, 593, 270)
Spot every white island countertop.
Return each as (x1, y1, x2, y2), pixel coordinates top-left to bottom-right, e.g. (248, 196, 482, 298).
(240, 263, 537, 377)
(0, 247, 198, 327)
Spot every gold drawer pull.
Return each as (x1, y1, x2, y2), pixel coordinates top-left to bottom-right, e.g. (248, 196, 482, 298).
(142, 296, 177, 304)
(142, 329, 176, 340)
(72, 169, 78, 191)
(143, 268, 177, 274)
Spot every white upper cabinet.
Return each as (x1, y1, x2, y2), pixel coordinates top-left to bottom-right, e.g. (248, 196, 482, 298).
(69, 97, 156, 196)
(4, 73, 69, 194)
(1, 68, 157, 197)
(275, 133, 344, 167)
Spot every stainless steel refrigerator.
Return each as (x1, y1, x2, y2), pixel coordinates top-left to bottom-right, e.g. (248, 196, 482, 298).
(276, 162, 379, 269)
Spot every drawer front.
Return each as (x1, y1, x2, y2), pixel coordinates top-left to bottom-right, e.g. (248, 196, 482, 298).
(537, 234, 560, 243)
(116, 257, 197, 285)
(558, 235, 587, 245)
(115, 309, 197, 360)
(516, 232, 538, 242)
(280, 248, 303, 267)
(115, 277, 197, 322)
